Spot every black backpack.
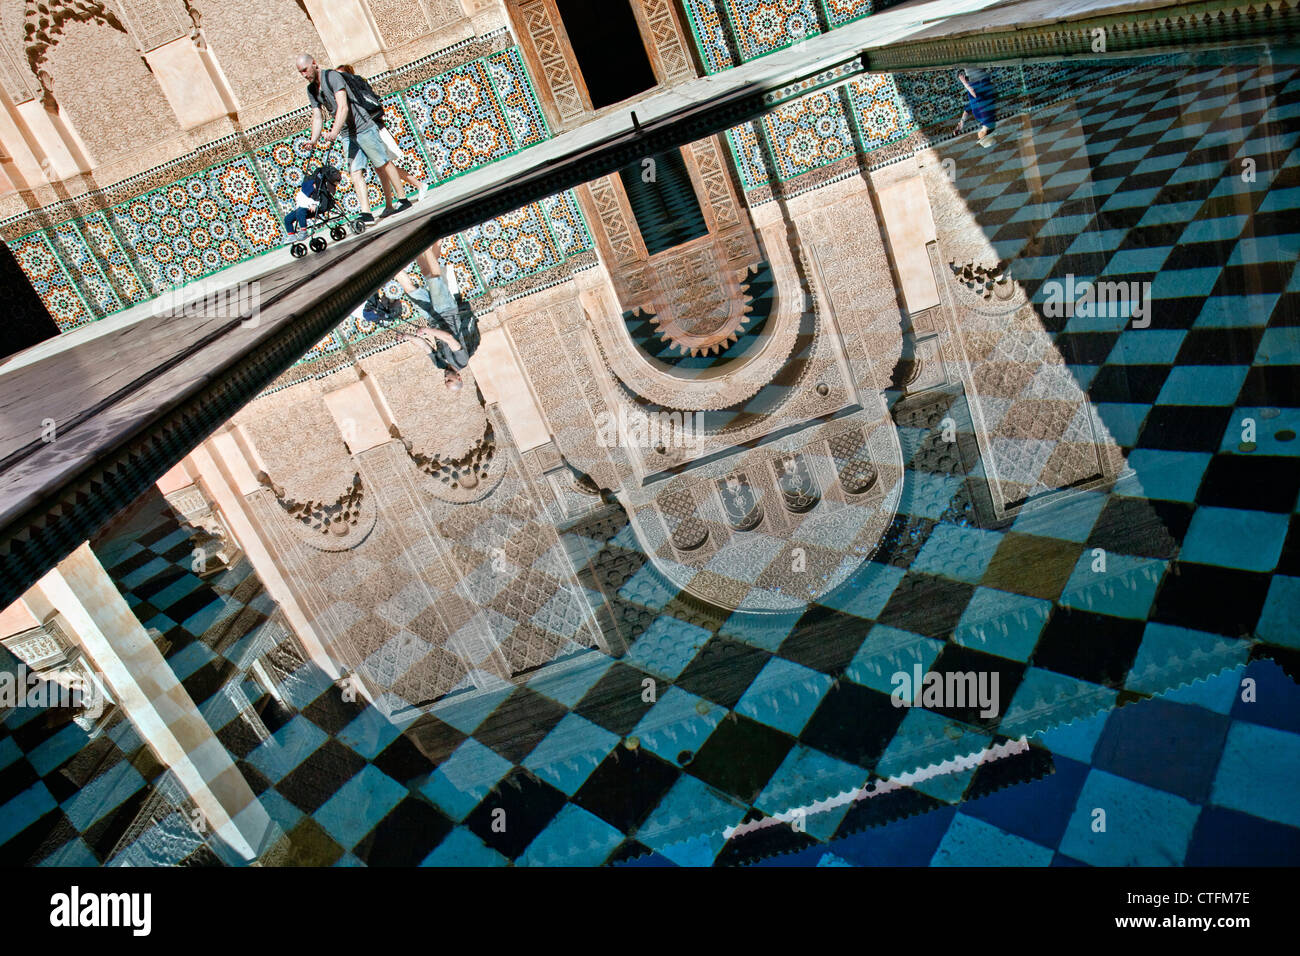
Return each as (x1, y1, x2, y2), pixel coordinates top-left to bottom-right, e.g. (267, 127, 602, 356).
(327, 69, 386, 127)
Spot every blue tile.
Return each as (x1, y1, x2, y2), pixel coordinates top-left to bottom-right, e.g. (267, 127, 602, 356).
(1001, 668, 1116, 740)
(630, 687, 723, 765)
(1105, 246, 1172, 274)
(636, 775, 746, 867)
(1091, 697, 1229, 802)
(719, 610, 801, 652)
(1149, 267, 1222, 300)
(1116, 449, 1210, 502)
(431, 685, 514, 736)
(625, 616, 711, 680)
(1156, 365, 1248, 406)
(825, 804, 957, 866)
(931, 813, 1054, 866)
(246, 715, 328, 783)
(1180, 506, 1288, 572)
(166, 640, 217, 681)
(523, 713, 619, 795)
(818, 563, 906, 620)
(952, 588, 1052, 662)
(755, 745, 866, 840)
(421, 826, 507, 866)
(527, 652, 612, 707)
(61, 761, 145, 832)
(878, 708, 990, 780)
(1058, 552, 1165, 620)
(1126, 622, 1247, 699)
(1158, 664, 1246, 714)
(1211, 721, 1300, 829)
(182, 598, 230, 636)
(1057, 769, 1201, 866)
(28, 723, 89, 777)
(845, 623, 944, 695)
(1194, 293, 1282, 328)
(1107, 329, 1186, 365)
(617, 563, 678, 611)
(517, 804, 624, 866)
(1254, 326, 1300, 365)
(39, 837, 100, 867)
(420, 739, 512, 821)
(735, 657, 833, 737)
(1256, 575, 1300, 649)
(1185, 806, 1300, 865)
(337, 707, 402, 761)
(1094, 403, 1148, 446)
(902, 472, 966, 520)
(1178, 215, 1249, 245)
(0, 736, 20, 772)
(1230, 659, 1300, 734)
(965, 753, 1089, 848)
(911, 524, 1003, 583)
(313, 765, 407, 850)
(1011, 491, 1106, 542)
(0, 782, 56, 846)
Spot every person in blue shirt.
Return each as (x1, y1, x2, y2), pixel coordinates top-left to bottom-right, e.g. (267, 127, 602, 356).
(954, 67, 996, 143)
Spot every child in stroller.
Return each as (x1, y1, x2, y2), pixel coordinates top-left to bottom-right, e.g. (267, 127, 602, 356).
(284, 153, 364, 256)
(284, 164, 339, 237)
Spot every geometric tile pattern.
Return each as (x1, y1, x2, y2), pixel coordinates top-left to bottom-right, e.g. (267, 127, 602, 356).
(3, 47, 1298, 869)
(740, 659, 1300, 867)
(4, 42, 590, 336)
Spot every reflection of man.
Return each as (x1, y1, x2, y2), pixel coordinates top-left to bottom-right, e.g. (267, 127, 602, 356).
(954, 67, 996, 143)
(368, 241, 480, 391)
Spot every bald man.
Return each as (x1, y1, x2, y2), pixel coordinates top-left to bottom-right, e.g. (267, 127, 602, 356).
(295, 54, 405, 222)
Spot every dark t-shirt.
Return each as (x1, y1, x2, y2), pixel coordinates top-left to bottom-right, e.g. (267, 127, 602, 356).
(307, 70, 375, 135)
(410, 289, 480, 372)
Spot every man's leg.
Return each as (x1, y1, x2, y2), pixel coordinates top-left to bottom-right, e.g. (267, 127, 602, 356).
(341, 136, 375, 218)
(415, 242, 456, 316)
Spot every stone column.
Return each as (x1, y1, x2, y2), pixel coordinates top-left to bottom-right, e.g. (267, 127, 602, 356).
(183, 434, 345, 685)
(25, 543, 274, 863)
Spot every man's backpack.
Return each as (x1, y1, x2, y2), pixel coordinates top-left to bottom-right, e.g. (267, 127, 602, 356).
(330, 70, 386, 127)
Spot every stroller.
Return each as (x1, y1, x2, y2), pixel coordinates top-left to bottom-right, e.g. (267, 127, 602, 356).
(285, 140, 367, 258)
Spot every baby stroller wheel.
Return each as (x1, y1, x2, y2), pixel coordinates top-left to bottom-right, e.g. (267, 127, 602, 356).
(350, 219, 366, 236)
(290, 242, 307, 258)
(309, 236, 328, 253)
(329, 225, 346, 241)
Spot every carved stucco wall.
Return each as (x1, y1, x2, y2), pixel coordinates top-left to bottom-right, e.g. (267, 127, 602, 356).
(0, 0, 37, 102)
(235, 375, 355, 503)
(367, 0, 463, 49)
(41, 17, 183, 164)
(187, 0, 326, 113)
(918, 147, 1125, 517)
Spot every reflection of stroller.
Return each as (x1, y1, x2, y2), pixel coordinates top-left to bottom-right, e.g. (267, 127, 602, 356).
(285, 141, 367, 258)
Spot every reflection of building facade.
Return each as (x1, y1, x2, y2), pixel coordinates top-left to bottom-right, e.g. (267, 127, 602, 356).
(0, 0, 1192, 862)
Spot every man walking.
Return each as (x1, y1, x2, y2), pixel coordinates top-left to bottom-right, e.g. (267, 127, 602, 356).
(296, 54, 406, 222)
(368, 241, 480, 391)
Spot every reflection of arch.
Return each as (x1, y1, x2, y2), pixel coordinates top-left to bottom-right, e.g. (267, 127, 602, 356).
(257, 470, 377, 551)
(585, 219, 804, 411)
(626, 414, 905, 613)
(395, 419, 508, 503)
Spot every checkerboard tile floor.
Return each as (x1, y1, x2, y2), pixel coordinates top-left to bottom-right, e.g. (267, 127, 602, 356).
(2, 47, 1300, 866)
